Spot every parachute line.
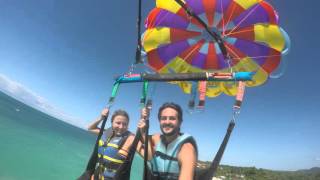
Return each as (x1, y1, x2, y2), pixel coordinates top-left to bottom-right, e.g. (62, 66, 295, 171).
(225, 4, 260, 37)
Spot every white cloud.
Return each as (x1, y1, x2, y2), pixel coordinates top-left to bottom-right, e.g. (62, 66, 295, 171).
(0, 74, 86, 128)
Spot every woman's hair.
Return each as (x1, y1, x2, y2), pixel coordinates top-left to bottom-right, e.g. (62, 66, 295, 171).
(111, 109, 129, 123)
(157, 102, 183, 123)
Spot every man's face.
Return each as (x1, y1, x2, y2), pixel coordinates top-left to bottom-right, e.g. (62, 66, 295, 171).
(159, 107, 180, 136)
(112, 115, 128, 136)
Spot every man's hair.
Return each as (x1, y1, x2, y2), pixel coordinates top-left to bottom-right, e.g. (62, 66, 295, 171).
(111, 109, 129, 123)
(157, 102, 183, 123)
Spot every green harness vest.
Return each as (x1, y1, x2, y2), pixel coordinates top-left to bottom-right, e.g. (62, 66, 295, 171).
(150, 133, 197, 180)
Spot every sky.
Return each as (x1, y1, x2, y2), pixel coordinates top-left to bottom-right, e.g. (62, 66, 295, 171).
(0, 0, 319, 171)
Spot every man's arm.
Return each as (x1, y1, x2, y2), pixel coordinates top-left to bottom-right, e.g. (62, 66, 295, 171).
(136, 132, 160, 160)
(137, 107, 159, 160)
(178, 142, 197, 180)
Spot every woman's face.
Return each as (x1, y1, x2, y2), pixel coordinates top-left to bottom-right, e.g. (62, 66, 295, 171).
(112, 115, 129, 136)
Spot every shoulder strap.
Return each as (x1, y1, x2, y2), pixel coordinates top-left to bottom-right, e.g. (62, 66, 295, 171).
(117, 131, 131, 150)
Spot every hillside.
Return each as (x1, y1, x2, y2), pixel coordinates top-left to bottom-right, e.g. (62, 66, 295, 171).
(196, 161, 320, 180)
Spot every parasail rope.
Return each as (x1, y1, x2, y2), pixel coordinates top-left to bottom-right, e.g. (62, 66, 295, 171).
(135, 0, 143, 64)
(174, 0, 229, 59)
(220, 0, 226, 35)
(222, 1, 237, 37)
(224, 4, 260, 37)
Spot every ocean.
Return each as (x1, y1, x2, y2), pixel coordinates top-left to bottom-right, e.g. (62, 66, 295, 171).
(0, 91, 143, 180)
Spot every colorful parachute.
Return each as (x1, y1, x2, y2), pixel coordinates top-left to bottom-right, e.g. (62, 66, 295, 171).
(142, 0, 290, 97)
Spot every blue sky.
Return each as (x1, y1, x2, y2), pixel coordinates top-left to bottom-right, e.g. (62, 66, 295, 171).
(0, 0, 319, 171)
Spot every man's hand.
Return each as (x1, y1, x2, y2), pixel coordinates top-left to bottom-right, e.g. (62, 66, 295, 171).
(138, 107, 148, 134)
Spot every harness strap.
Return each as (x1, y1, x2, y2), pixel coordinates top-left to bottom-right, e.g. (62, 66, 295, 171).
(140, 81, 149, 106)
(154, 151, 179, 161)
(108, 82, 120, 105)
(188, 82, 197, 110)
(143, 100, 152, 180)
(234, 81, 245, 109)
(153, 172, 179, 180)
(203, 82, 246, 179)
(198, 81, 207, 108)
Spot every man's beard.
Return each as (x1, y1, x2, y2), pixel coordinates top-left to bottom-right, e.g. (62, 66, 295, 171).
(160, 124, 179, 137)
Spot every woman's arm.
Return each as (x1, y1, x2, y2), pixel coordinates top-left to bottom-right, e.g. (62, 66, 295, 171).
(87, 108, 109, 135)
(118, 134, 135, 158)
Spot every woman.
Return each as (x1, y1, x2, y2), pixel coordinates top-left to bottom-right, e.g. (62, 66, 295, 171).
(88, 108, 134, 180)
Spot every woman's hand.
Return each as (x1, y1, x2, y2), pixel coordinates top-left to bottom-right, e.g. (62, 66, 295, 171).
(87, 107, 109, 135)
(100, 108, 109, 119)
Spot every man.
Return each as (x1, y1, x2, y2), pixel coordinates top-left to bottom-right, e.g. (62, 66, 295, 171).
(138, 102, 198, 180)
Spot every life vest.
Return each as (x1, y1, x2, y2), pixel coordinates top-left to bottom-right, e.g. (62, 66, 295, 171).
(96, 128, 130, 180)
(149, 133, 198, 180)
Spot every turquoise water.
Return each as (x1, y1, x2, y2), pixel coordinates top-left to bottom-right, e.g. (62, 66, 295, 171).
(0, 91, 143, 180)
(0, 91, 95, 179)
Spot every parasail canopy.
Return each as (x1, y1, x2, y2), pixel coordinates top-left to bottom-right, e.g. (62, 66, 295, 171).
(142, 0, 290, 97)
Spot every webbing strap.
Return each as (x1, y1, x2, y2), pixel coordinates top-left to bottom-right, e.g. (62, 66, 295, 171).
(143, 99, 152, 180)
(198, 81, 207, 108)
(202, 82, 246, 179)
(108, 82, 120, 106)
(188, 82, 197, 109)
(234, 81, 246, 109)
(204, 120, 235, 180)
(140, 81, 149, 106)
